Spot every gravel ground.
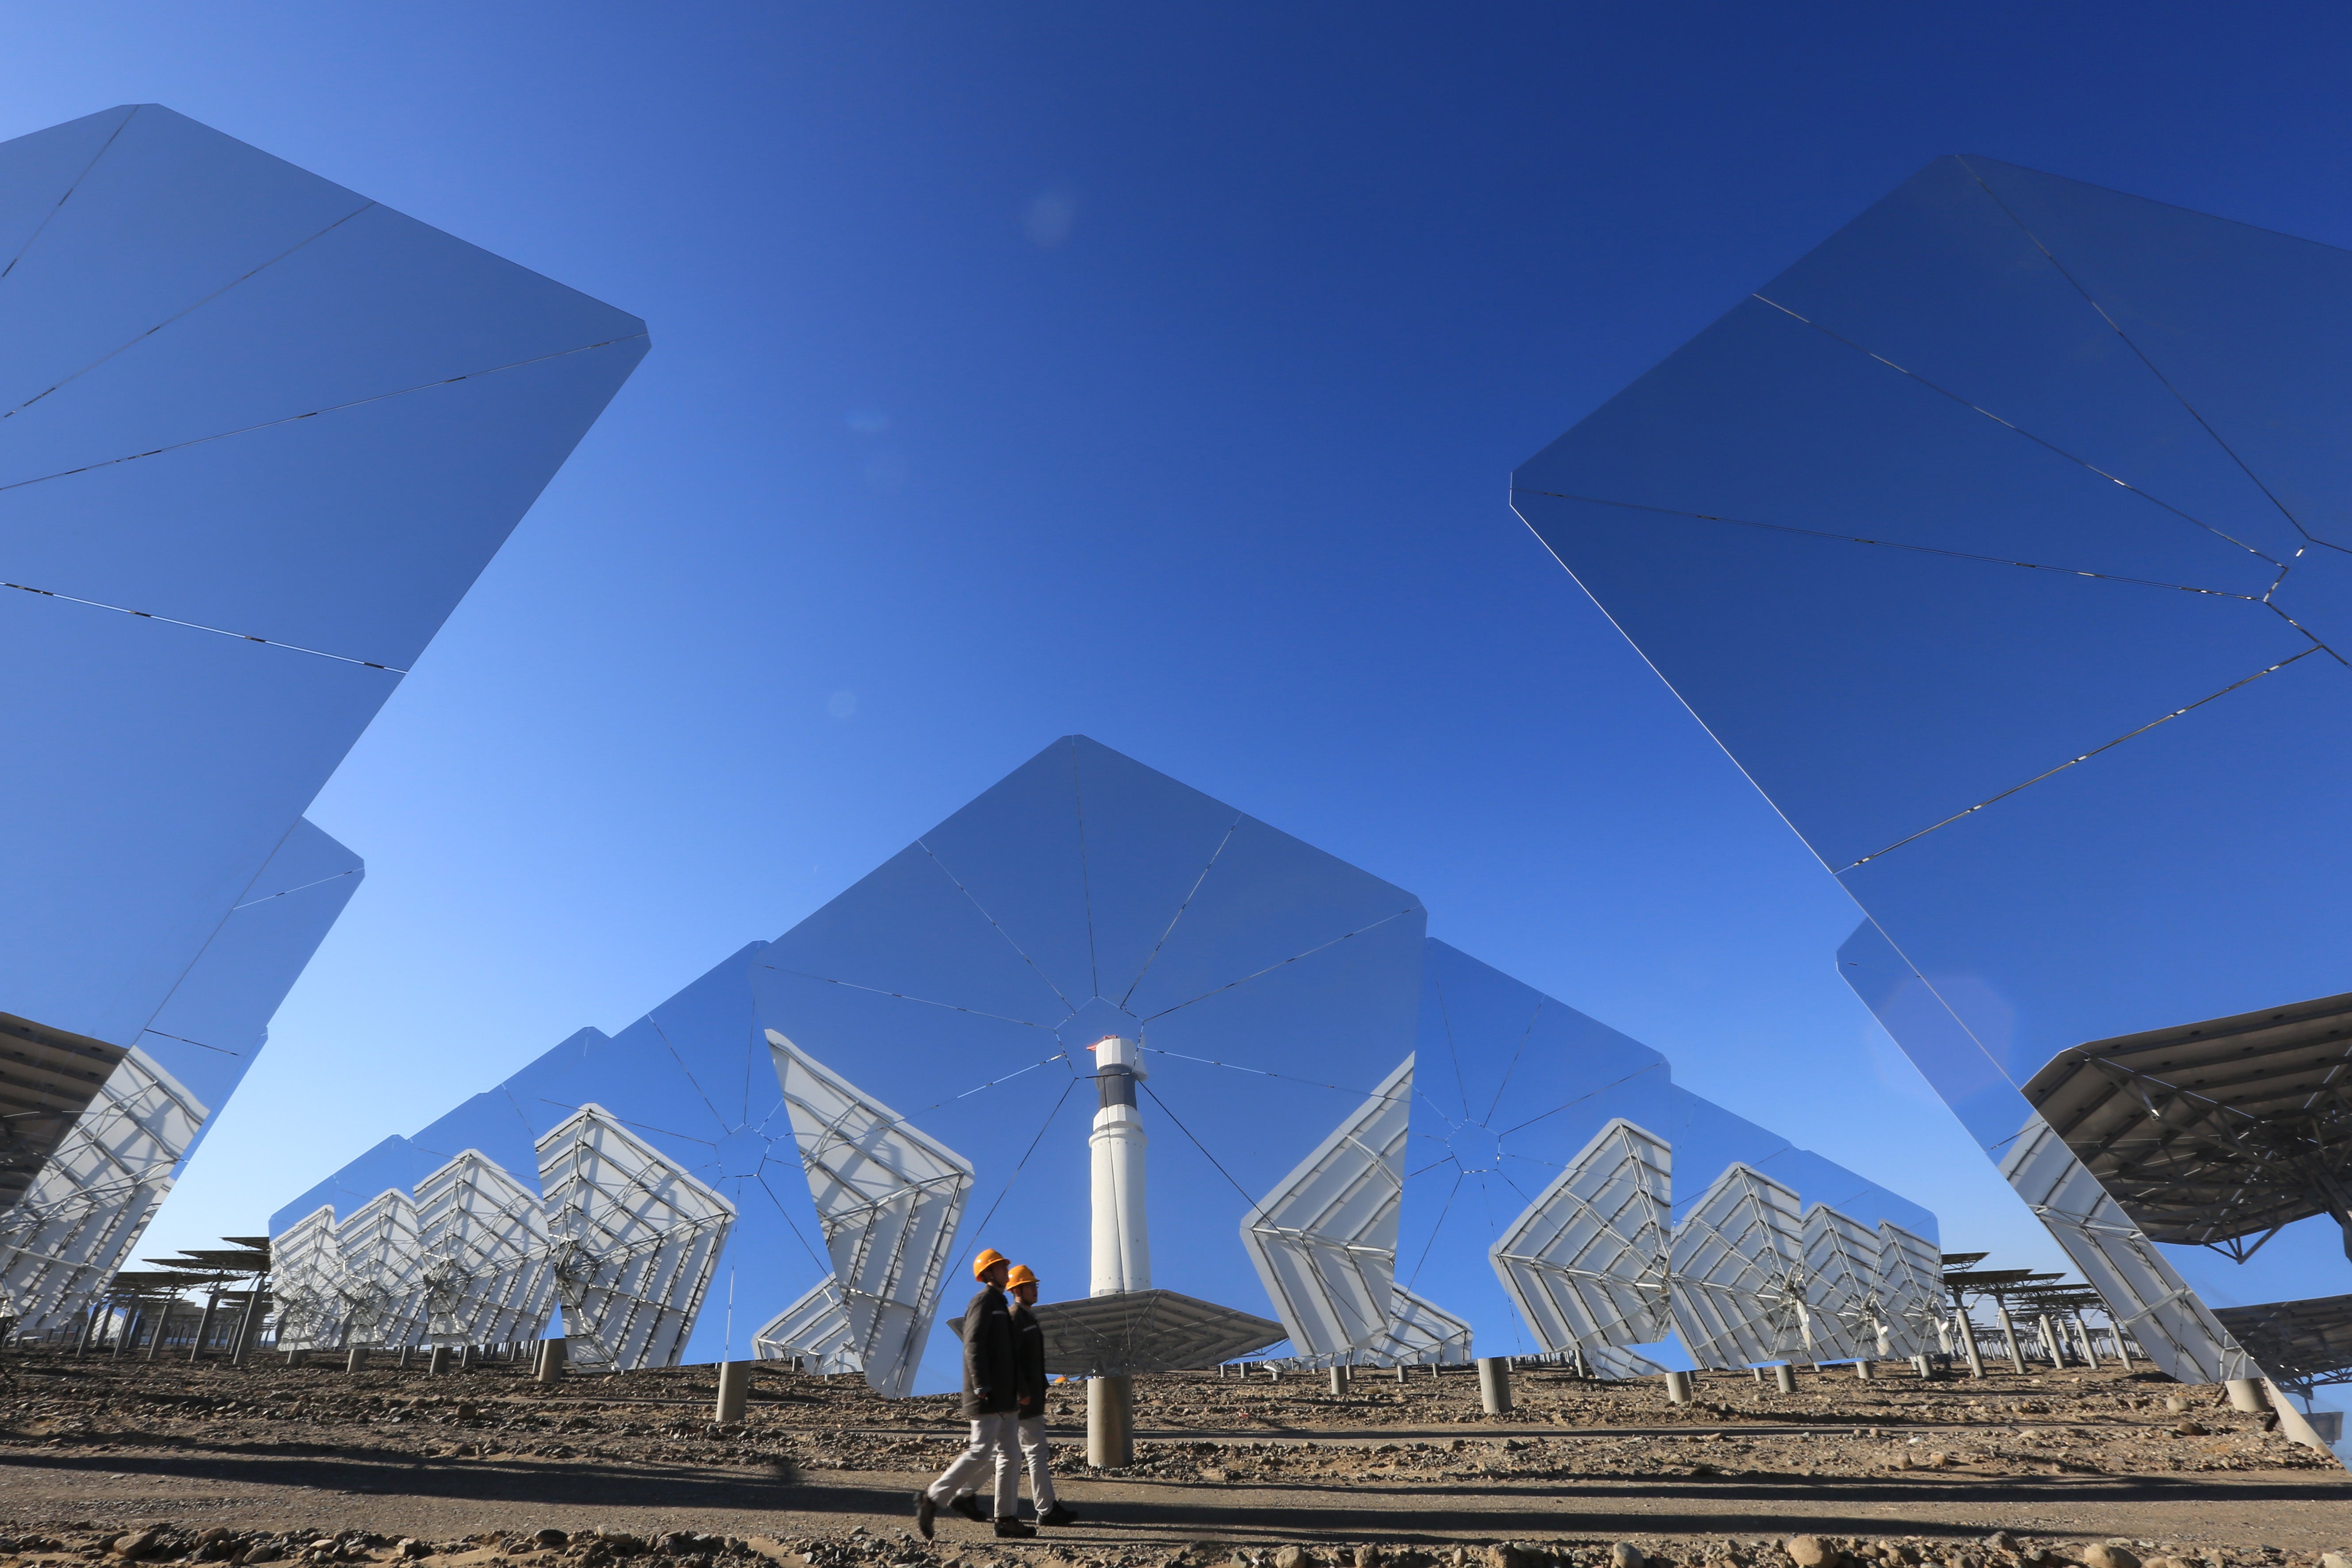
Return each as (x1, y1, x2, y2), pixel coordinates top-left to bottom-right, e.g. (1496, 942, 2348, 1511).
(4, 1352, 2344, 1568)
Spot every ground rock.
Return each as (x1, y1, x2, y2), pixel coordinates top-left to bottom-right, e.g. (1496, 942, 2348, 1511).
(1611, 1545, 1645, 1568)
(2083, 1549, 2140, 1568)
(1787, 1540, 1833, 1568)
(1276, 1549, 1316, 1568)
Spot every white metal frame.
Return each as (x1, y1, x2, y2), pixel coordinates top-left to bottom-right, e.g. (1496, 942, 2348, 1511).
(269, 1205, 349, 1350)
(1668, 1163, 1809, 1369)
(1240, 1054, 1414, 1358)
(2000, 1112, 2255, 1383)
(1875, 1220, 1944, 1359)
(413, 1149, 553, 1347)
(0, 1048, 208, 1335)
(753, 1273, 863, 1375)
(1799, 1202, 1882, 1362)
(1490, 1117, 1673, 1358)
(767, 1029, 973, 1397)
(537, 1102, 735, 1371)
(336, 1187, 425, 1348)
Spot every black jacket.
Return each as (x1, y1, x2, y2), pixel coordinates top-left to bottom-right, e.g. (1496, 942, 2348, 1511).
(1011, 1300, 1047, 1415)
(959, 1286, 1018, 1418)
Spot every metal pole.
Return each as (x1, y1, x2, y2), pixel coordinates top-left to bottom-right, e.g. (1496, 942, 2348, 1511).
(427, 1345, 452, 1376)
(1773, 1364, 1797, 1395)
(1663, 1370, 1691, 1405)
(1993, 1306, 2027, 1374)
(231, 1286, 265, 1366)
(190, 1290, 222, 1363)
(346, 1345, 370, 1373)
(536, 1337, 566, 1383)
(1957, 1311, 1985, 1378)
(144, 1297, 174, 1361)
(2036, 1313, 2065, 1368)
(1328, 1365, 1349, 1396)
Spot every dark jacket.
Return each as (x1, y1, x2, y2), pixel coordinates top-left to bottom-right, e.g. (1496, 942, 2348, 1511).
(1011, 1299, 1047, 1415)
(959, 1285, 1018, 1418)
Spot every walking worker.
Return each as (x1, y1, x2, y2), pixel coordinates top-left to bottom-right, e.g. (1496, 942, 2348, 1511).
(951, 1261, 1077, 1526)
(916, 1248, 1030, 1540)
(1007, 1262, 1076, 1525)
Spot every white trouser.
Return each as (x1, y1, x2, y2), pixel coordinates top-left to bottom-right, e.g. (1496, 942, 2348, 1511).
(1016, 1414, 1057, 1508)
(928, 1413, 1017, 1517)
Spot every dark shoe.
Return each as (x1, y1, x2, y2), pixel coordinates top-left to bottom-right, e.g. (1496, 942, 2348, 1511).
(913, 1492, 937, 1541)
(1037, 1503, 1077, 1527)
(993, 1520, 1035, 1540)
(948, 1495, 989, 1523)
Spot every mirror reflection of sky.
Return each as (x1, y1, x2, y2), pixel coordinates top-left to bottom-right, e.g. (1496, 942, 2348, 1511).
(279, 738, 1931, 1388)
(1516, 155, 2352, 1314)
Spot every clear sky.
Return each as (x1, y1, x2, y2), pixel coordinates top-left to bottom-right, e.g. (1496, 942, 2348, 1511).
(16, 1, 2349, 1280)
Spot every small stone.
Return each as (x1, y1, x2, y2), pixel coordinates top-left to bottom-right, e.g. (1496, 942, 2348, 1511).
(1275, 1550, 1315, 1568)
(2173, 1422, 2208, 1437)
(2164, 1397, 2189, 1414)
(1610, 1547, 1644, 1568)
(112, 1533, 162, 1561)
(535, 1534, 567, 1550)
(1984, 1540, 2013, 1556)
(1356, 1550, 1384, 1568)
(1786, 1539, 1833, 1568)
(2083, 1549, 2140, 1568)
(2321, 1555, 2351, 1568)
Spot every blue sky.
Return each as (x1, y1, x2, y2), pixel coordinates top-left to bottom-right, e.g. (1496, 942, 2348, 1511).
(19, 2, 2351, 1278)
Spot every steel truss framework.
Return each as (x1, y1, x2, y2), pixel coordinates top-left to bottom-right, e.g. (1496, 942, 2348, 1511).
(1241, 1055, 1420, 1359)
(538, 1103, 734, 1372)
(269, 1206, 349, 1351)
(1801, 1203, 1884, 1363)
(335, 1187, 424, 1349)
(0, 1048, 206, 1335)
(768, 1031, 971, 1398)
(413, 1149, 553, 1347)
(1876, 1221, 1945, 1359)
(1491, 1117, 1674, 1356)
(1670, 1163, 1811, 1368)
(2000, 1114, 2255, 1383)
(2022, 992, 2352, 1264)
(753, 1275, 862, 1375)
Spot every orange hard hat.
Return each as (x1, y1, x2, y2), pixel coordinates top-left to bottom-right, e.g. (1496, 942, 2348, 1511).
(1005, 1263, 1037, 1287)
(972, 1248, 1010, 1280)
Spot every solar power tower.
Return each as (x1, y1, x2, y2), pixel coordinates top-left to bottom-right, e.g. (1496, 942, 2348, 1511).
(1513, 154, 2352, 1441)
(0, 105, 645, 1338)
(275, 737, 1933, 1391)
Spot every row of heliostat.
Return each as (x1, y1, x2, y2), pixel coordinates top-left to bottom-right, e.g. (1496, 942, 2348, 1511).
(271, 737, 1937, 1395)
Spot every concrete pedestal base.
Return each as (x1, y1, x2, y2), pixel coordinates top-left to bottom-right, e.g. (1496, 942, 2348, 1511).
(1773, 1364, 1797, 1395)
(1088, 1375, 1133, 1468)
(716, 1360, 751, 1424)
(1477, 1356, 1513, 1414)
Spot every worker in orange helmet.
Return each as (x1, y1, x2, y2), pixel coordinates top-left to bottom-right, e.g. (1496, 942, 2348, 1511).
(949, 1262, 1077, 1527)
(916, 1249, 1028, 1539)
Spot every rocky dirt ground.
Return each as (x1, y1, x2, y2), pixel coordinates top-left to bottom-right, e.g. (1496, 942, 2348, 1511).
(3, 1352, 2344, 1568)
